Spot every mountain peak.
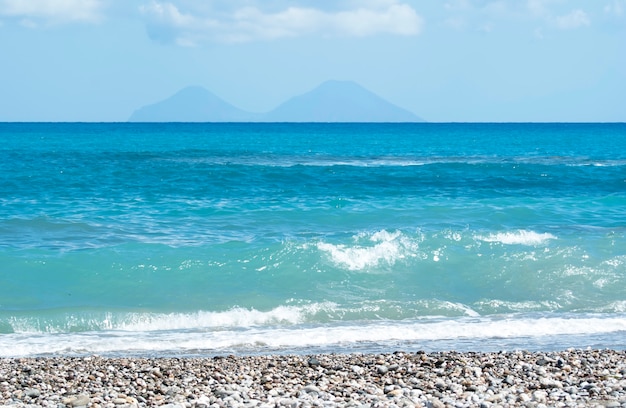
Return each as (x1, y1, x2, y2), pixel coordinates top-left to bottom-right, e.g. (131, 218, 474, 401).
(264, 81, 422, 122)
(129, 81, 423, 122)
(129, 86, 255, 122)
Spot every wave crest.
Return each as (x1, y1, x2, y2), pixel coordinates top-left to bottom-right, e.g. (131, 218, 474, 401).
(477, 230, 556, 245)
(3, 303, 338, 334)
(316, 230, 419, 271)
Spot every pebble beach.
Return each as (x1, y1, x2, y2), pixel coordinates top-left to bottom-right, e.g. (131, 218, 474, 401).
(1, 349, 626, 408)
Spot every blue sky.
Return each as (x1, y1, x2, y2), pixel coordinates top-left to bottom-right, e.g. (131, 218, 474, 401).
(0, 0, 624, 122)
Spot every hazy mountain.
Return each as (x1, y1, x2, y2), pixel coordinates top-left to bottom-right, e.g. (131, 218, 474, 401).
(129, 81, 423, 122)
(263, 80, 423, 122)
(128, 86, 258, 122)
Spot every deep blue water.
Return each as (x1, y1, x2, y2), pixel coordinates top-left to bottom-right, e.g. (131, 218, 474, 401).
(0, 122, 625, 357)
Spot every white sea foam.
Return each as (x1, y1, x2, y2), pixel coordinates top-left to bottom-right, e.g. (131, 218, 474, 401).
(475, 299, 563, 313)
(5, 303, 339, 334)
(2, 314, 626, 357)
(438, 301, 480, 317)
(316, 230, 418, 271)
(166, 156, 475, 168)
(117, 306, 308, 331)
(477, 230, 556, 245)
(3, 299, 480, 336)
(598, 301, 626, 313)
(603, 255, 626, 268)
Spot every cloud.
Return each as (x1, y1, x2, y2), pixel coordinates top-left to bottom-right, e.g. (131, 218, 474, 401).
(441, 1, 597, 34)
(604, 0, 625, 16)
(0, 0, 103, 26)
(139, 0, 423, 45)
(525, 2, 592, 30)
(554, 9, 590, 29)
(444, 0, 473, 12)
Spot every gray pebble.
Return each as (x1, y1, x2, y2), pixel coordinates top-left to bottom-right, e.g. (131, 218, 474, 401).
(0, 350, 623, 408)
(24, 389, 40, 398)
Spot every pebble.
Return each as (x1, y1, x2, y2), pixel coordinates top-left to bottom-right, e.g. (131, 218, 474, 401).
(0, 349, 624, 407)
(22, 390, 39, 398)
(61, 394, 91, 407)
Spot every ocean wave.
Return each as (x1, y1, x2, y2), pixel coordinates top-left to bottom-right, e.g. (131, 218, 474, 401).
(159, 154, 626, 168)
(595, 301, 626, 313)
(475, 299, 564, 313)
(476, 230, 556, 245)
(2, 303, 339, 334)
(2, 314, 626, 357)
(315, 230, 420, 271)
(1, 300, 482, 335)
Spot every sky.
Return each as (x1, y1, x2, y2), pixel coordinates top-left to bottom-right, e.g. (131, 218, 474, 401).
(0, 0, 624, 122)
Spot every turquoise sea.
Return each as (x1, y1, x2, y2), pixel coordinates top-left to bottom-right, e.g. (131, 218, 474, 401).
(1, 122, 625, 357)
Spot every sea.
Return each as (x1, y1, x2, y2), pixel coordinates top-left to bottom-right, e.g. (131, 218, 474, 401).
(0, 122, 625, 358)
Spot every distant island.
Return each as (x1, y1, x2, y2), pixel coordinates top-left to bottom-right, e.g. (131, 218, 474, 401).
(128, 80, 423, 123)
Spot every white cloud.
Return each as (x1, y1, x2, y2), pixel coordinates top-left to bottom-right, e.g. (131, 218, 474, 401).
(441, 0, 506, 33)
(526, 0, 551, 17)
(444, 0, 473, 12)
(525, 2, 592, 30)
(139, 0, 423, 45)
(0, 0, 103, 25)
(443, 1, 595, 32)
(555, 9, 590, 29)
(604, 0, 624, 16)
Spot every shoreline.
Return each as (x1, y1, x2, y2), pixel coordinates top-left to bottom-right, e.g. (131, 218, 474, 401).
(1, 349, 625, 407)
